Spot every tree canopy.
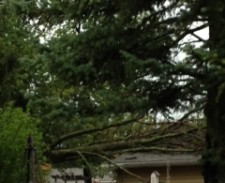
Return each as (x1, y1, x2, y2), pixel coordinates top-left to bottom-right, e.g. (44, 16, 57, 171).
(34, 0, 208, 156)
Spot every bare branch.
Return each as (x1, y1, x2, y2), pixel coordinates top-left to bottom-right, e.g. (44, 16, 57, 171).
(173, 24, 208, 47)
(190, 32, 208, 42)
(76, 151, 92, 171)
(82, 152, 147, 182)
(178, 106, 205, 121)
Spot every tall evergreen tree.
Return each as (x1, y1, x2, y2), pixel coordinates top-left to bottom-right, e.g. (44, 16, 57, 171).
(37, 1, 225, 182)
(38, 0, 207, 143)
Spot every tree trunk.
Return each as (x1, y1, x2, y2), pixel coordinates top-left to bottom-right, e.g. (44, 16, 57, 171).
(202, 0, 225, 183)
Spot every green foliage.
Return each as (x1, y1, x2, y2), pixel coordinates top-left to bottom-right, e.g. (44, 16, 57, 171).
(0, 1, 40, 108)
(17, 0, 208, 153)
(0, 0, 211, 171)
(42, 0, 172, 86)
(0, 107, 43, 183)
(2, 0, 225, 182)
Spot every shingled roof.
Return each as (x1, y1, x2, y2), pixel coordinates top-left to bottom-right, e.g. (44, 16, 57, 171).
(112, 153, 201, 168)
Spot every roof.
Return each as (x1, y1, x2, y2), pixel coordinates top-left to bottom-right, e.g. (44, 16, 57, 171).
(113, 153, 201, 168)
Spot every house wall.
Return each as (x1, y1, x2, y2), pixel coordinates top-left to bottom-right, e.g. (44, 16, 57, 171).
(116, 165, 203, 183)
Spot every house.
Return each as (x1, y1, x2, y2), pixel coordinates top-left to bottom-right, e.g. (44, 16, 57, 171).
(110, 122, 205, 183)
(113, 152, 203, 183)
(47, 168, 87, 183)
(46, 122, 205, 183)
(46, 167, 115, 183)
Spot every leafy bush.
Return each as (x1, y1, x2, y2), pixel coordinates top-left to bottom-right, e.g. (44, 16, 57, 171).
(0, 107, 43, 182)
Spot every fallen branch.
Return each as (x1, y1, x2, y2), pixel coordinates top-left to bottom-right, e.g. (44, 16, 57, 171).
(48, 127, 204, 160)
(50, 116, 142, 149)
